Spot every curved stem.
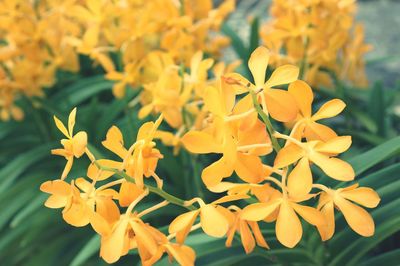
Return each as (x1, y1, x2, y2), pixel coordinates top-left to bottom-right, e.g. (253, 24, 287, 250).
(250, 90, 281, 152)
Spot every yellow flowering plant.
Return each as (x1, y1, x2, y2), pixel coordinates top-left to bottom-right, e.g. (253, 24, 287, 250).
(260, 0, 373, 88)
(0, 1, 398, 265)
(40, 47, 382, 265)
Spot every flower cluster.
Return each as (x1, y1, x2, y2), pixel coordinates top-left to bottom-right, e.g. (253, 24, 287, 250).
(0, 0, 234, 120)
(41, 46, 380, 265)
(260, 0, 372, 88)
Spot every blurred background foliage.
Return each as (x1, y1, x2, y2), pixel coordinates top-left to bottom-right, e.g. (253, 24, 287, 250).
(1, 0, 400, 265)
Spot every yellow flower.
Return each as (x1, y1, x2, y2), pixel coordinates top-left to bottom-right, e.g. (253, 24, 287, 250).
(317, 184, 380, 240)
(40, 178, 119, 235)
(274, 135, 355, 185)
(51, 108, 87, 179)
(169, 195, 248, 244)
(92, 116, 164, 188)
(226, 46, 299, 122)
(288, 80, 346, 141)
(220, 206, 269, 254)
(241, 191, 324, 248)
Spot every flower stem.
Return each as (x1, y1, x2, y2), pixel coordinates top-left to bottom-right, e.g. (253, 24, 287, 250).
(250, 90, 281, 151)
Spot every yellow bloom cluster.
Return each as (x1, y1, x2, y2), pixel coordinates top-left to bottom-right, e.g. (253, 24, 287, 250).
(0, 0, 234, 120)
(41, 47, 380, 265)
(260, 0, 372, 88)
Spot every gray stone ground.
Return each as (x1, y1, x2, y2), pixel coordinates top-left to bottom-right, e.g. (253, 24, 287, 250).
(224, 0, 400, 87)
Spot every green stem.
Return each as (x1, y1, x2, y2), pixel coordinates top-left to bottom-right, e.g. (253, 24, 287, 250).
(250, 91, 281, 152)
(93, 162, 196, 211)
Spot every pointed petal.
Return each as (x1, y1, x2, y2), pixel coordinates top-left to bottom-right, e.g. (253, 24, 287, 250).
(335, 197, 375, 237)
(312, 99, 346, 121)
(248, 46, 269, 88)
(304, 122, 337, 142)
(87, 159, 123, 181)
(240, 201, 281, 221)
(317, 202, 335, 241)
(276, 200, 302, 248)
(340, 187, 380, 208)
(248, 221, 269, 249)
(265, 65, 299, 88)
(68, 107, 77, 136)
(240, 221, 256, 254)
(287, 157, 313, 198)
(291, 203, 325, 226)
(315, 136, 352, 154)
(288, 80, 313, 117)
(309, 153, 355, 181)
(168, 211, 199, 244)
(274, 144, 304, 168)
(54, 115, 69, 138)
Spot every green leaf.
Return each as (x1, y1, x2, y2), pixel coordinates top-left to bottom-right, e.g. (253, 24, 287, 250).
(70, 235, 100, 266)
(221, 23, 248, 64)
(0, 142, 56, 193)
(360, 248, 400, 266)
(350, 136, 400, 176)
(248, 17, 260, 55)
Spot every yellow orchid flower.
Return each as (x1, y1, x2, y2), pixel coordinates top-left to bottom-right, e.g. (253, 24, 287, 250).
(169, 194, 248, 244)
(220, 206, 269, 254)
(317, 183, 380, 240)
(225, 46, 299, 122)
(274, 135, 355, 184)
(94, 116, 164, 188)
(288, 80, 346, 141)
(40, 178, 119, 236)
(51, 108, 87, 179)
(241, 192, 325, 248)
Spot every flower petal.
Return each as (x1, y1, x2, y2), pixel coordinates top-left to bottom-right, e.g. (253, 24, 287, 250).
(248, 46, 269, 88)
(54, 115, 69, 138)
(265, 64, 299, 88)
(274, 144, 304, 168)
(264, 89, 299, 122)
(309, 153, 355, 181)
(240, 201, 281, 221)
(304, 122, 337, 142)
(68, 107, 77, 136)
(200, 205, 229, 237)
(334, 197, 375, 237)
(169, 210, 199, 244)
(317, 201, 335, 241)
(201, 156, 234, 187)
(288, 80, 313, 118)
(181, 131, 221, 154)
(276, 200, 302, 248)
(100, 218, 129, 263)
(291, 202, 325, 226)
(87, 159, 123, 181)
(234, 153, 264, 183)
(287, 157, 313, 198)
(340, 187, 380, 208)
(239, 221, 256, 254)
(315, 136, 352, 154)
(102, 126, 127, 159)
(312, 99, 346, 121)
